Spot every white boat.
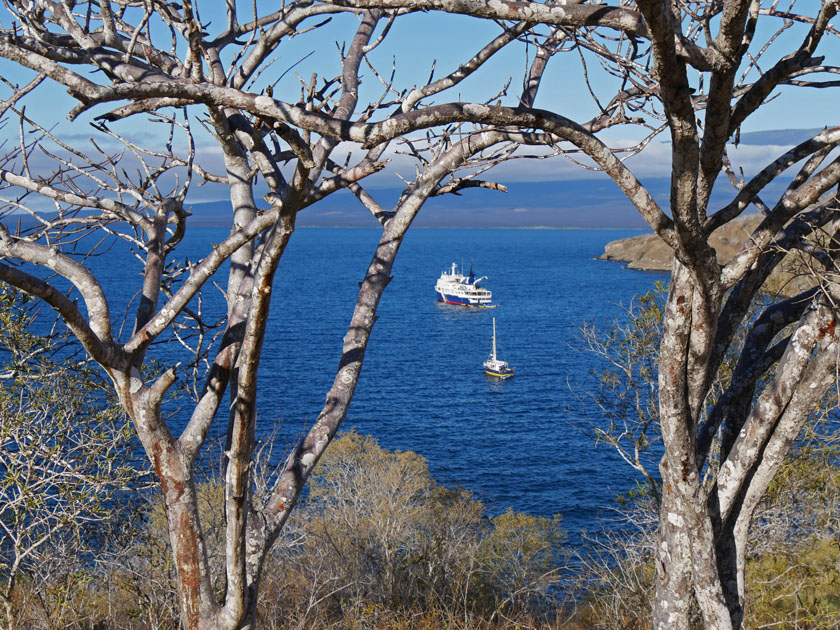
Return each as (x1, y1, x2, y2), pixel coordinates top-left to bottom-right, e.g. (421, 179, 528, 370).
(484, 318, 513, 379)
(434, 262, 494, 307)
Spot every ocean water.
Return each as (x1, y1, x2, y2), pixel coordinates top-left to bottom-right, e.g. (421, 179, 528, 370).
(91, 227, 668, 541)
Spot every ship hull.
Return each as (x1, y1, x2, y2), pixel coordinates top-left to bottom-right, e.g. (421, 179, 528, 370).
(436, 291, 495, 307)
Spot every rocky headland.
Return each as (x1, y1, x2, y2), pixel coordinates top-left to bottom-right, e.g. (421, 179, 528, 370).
(598, 214, 813, 296)
(599, 214, 763, 271)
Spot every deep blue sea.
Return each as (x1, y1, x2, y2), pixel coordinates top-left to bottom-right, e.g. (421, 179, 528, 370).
(89, 227, 668, 542)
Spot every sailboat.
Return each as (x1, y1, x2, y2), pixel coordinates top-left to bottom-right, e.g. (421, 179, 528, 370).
(483, 317, 514, 379)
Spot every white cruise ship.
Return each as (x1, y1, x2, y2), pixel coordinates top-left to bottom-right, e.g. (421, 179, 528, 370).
(434, 262, 494, 307)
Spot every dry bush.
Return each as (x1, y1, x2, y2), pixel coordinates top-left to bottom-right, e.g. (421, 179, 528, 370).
(0, 283, 138, 630)
(86, 430, 568, 629)
(280, 429, 567, 621)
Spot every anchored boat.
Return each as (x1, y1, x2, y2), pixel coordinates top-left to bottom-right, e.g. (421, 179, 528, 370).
(484, 317, 514, 379)
(434, 262, 494, 307)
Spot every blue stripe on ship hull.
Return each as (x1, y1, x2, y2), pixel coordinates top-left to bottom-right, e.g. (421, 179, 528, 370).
(437, 291, 490, 307)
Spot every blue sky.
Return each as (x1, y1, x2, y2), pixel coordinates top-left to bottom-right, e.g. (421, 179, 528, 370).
(0, 3, 837, 227)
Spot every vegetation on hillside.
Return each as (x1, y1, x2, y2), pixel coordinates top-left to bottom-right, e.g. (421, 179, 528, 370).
(3, 281, 840, 630)
(0, 1, 837, 627)
(5, 427, 840, 629)
(0, 284, 138, 630)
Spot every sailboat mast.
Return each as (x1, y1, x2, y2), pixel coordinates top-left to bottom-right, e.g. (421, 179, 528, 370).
(491, 317, 497, 360)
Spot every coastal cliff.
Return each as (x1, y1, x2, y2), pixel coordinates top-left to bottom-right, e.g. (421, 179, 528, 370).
(598, 214, 814, 296)
(599, 214, 763, 271)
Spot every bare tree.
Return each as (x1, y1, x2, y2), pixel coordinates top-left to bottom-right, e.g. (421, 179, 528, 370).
(473, 0, 840, 628)
(348, 2, 840, 628)
(0, 3, 578, 629)
(0, 2, 838, 629)
(323, 0, 840, 628)
(577, 285, 667, 502)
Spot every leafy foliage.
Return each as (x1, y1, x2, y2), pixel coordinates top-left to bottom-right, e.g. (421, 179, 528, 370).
(301, 430, 567, 617)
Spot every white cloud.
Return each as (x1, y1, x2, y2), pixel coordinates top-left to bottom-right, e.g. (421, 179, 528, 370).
(184, 130, 827, 206)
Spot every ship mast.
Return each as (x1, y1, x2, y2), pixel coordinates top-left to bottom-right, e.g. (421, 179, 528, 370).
(491, 317, 497, 361)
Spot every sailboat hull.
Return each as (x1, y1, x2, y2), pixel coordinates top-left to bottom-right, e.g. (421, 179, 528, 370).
(485, 367, 514, 379)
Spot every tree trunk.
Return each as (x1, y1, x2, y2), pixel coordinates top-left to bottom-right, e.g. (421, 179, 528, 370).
(2, 596, 16, 630)
(653, 475, 694, 630)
